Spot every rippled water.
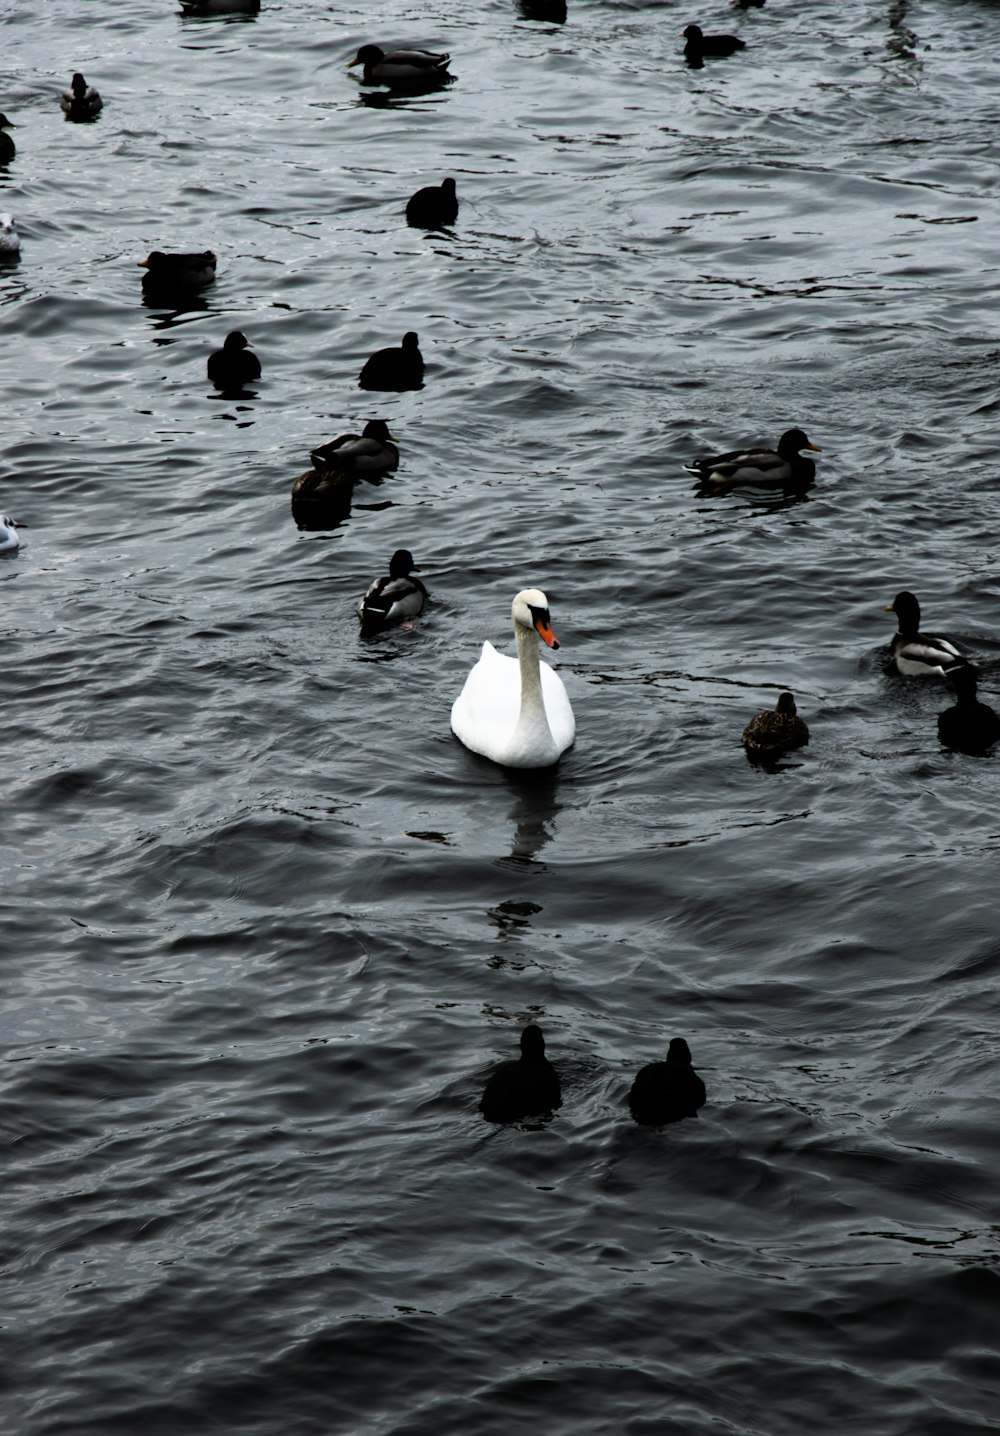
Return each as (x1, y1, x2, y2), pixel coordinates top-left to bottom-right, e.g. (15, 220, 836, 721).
(4, 2, 1000, 1433)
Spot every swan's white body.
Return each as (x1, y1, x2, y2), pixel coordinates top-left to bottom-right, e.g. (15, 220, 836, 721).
(451, 588, 575, 769)
(0, 514, 24, 552)
(0, 214, 20, 256)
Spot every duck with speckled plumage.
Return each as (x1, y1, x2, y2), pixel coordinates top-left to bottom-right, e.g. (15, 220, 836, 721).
(742, 692, 809, 762)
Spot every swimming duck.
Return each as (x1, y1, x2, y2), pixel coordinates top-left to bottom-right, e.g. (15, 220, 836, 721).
(0, 514, 25, 553)
(138, 250, 217, 295)
(0, 213, 20, 257)
(179, 0, 261, 13)
(628, 1038, 706, 1126)
(937, 667, 1000, 753)
(310, 419, 399, 475)
(683, 25, 746, 62)
(0, 114, 16, 162)
(207, 331, 260, 389)
(480, 1025, 562, 1124)
(406, 177, 459, 229)
(685, 428, 821, 488)
(60, 73, 102, 120)
(357, 549, 428, 632)
(885, 591, 970, 678)
(742, 691, 809, 761)
(348, 45, 452, 85)
(451, 588, 575, 769)
(358, 332, 424, 391)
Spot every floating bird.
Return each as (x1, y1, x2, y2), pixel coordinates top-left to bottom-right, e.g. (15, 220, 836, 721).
(742, 692, 810, 762)
(358, 332, 424, 391)
(732, 0, 765, 9)
(290, 465, 353, 507)
(0, 213, 20, 257)
(885, 591, 970, 678)
(480, 1025, 562, 1124)
(0, 514, 25, 553)
(310, 419, 399, 476)
(683, 24, 747, 63)
(685, 428, 821, 488)
(138, 249, 217, 297)
(207, 331, 260, 389)
(451, 588, 575, 769)
(0, 114, 16, 162)
(179, 0, 261, 13)
(61, 73, 102, 120)
(358, 549, 428, 632)
(348, 45, 451, 85)
(937, 668, 1000, 753)
(406, 177, 459, 229)
(628, 1038, 706, 1126)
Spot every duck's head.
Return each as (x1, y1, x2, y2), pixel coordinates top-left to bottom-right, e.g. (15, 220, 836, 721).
(0, 114, 16, 130)
(388, 549, 418, 577)
(71, 73, 88, 97)
(223, 330, 252, 352)
(886, 590, 920, 628)
(778, 428, 822, 456)
(348, 44, 384, 69)
(137, 251, 164, 269)
(362, 419, 395, 442)
(520, 1025, 546, 1059)
(401, 331, 420, 351)
(683, 24, 704, 41)
(513, 589, 559, 648)
(667, 1038, 693, 1064)
(775, 692, 798, 716)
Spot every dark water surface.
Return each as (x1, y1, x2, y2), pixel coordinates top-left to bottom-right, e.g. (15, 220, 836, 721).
(4, 2, 1000, 1432)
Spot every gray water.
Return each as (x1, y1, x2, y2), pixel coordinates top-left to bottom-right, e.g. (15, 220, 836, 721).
(4, 2, 1000, 1432)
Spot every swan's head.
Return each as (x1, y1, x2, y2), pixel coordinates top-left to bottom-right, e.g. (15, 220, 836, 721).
(512, 588, 559, 649)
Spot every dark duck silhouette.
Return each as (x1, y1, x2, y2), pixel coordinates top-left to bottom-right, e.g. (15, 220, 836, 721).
(207, 331, 260, 389)
(61, 73, 102, 120)
(685, 428, 821, 489)
(359, 331, 424, 391)
(628, 1038, 706, 1126)
(348, 45, 451, 86)
(937, 668, 1000, 753)
(309, 419, 399, 476)
(480, 1025, 562, 1123)
(884, 591, 970, 678)
(683, 24, 746, 65)
(357, 549, 428, 633)
(139, 250, 217, 300)
(742, 692, 810, 762)
(406, 177, 459, 229)
(0, 114, 16, 161)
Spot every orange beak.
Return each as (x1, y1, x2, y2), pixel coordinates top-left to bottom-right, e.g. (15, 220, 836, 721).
(534, 616, 559, 649)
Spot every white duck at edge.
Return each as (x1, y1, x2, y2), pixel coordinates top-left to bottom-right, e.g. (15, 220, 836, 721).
(451, 588, 575, 769)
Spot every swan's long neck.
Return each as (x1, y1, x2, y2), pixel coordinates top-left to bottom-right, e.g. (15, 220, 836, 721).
(513, 620, 551, 742)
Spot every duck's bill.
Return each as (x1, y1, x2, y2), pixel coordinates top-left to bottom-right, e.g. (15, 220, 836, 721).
(346, 56, 361, 68)
(806, 442, 823, 452)
(534, 617, 559, 649)
(137, 258, 149, 267)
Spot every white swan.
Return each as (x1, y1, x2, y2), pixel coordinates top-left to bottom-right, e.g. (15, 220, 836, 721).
(451, 588, 575, 769)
